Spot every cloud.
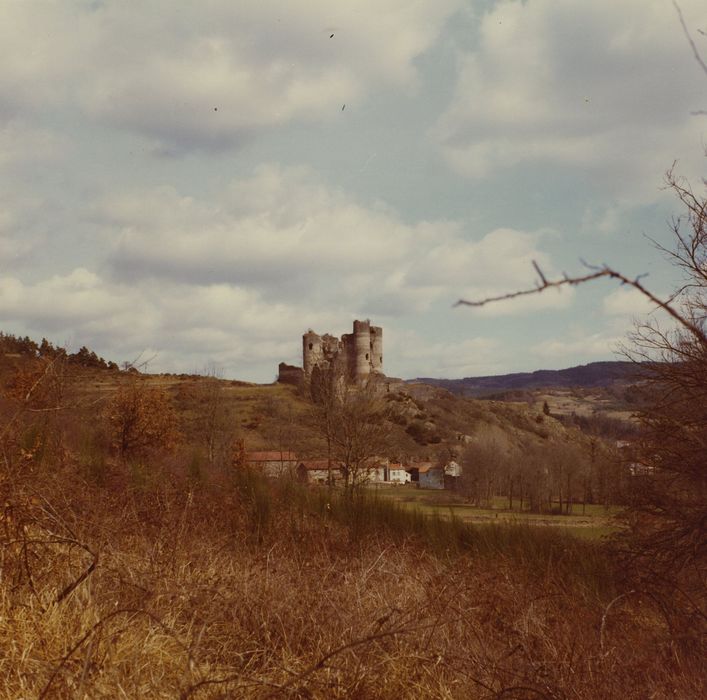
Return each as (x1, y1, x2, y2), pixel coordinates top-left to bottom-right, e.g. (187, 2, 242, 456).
(0, 119, 70, 267)
(530, 289, 665, 366)
(603, 287, 658, 317)
(530, 332, 624, 362)
(0, 164, 572, 380)
(0, 0, 461, 151)
(0, 121, 66, 167)
(413, 227, 575, 315)
(0, 268, 344, 377)
(0, 269, 123, 331)
(101, 166, 417, 303)
(391, 331, 505, 378)
(435, 0, 707, 200)
(100, 164, 571, 315)
(0, 194, 58, 270)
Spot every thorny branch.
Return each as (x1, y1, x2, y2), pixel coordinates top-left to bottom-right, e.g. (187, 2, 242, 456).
(599, 591, 634, 653)
(180, 622, 428, 700)
(260, 614, 451, 699)
(673, 1, 707, 79)
(455, 260, 707, 346)
(673, 0, 707, 115)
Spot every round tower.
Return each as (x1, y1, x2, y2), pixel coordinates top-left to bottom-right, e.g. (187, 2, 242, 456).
(303, 331, 322, 377)
(353, 319, 371, 380)
(370, 326, 383, 372)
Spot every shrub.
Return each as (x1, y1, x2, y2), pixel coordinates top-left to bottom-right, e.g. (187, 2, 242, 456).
(106, 382, 180, 460)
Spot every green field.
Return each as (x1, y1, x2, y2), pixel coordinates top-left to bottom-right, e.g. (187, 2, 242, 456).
(368, 484, 620, 539)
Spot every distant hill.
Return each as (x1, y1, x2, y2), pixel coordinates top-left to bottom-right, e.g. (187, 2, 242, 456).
(412, 361, 640, 397)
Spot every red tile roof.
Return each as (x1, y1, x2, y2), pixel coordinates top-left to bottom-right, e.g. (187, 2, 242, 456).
(413, 462, 435, 473)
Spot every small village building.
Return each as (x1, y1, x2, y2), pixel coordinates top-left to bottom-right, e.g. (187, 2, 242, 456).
(388, 463, 411, 484)
(245, 451, 298, 478)
(416, 462, 445, 490)
(616, 440, 655, 477)
(368, 457, 391, 484)
(444, 460, 461, 478)
(367, 459, 412, 485)
(628, 461, 656, 477)
(297, 460, 342, 484)
(243, 451, 451, 489)
(444, 460, 461, 490)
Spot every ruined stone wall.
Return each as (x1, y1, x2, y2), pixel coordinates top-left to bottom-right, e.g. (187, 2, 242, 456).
(277, 362, 304, 386)
(341, 333, 355, 379)
(370, 326, 383, 372)
(295, 320, 383, 385)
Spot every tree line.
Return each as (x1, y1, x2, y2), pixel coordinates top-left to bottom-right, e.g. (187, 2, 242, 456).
(0, 332, 119, 370)
(457, 432, 620, 514)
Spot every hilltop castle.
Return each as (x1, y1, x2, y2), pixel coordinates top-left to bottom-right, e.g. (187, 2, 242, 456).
(278, 320, 383, 386)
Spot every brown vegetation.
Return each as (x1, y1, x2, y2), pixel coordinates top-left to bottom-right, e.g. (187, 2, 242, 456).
(106, 381, 180, 460)
(456, 160, 707, 683)
(2, 459, 705, 699)
(0, 324, 704, 696)
(0, 352, 703, 698)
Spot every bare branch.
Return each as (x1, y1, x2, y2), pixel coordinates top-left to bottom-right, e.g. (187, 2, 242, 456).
(455, 261, 707, 346)
(673, 1, 707, 78)
(600, 591, 634, 653)
(531, 259, 547, 286)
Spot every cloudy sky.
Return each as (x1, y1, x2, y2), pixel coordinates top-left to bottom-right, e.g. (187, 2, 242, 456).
(1, 0, 706, 381)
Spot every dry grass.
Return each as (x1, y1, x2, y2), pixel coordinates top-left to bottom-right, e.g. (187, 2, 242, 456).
(0, 357, 703, 698)
(1, 460, 705, 700)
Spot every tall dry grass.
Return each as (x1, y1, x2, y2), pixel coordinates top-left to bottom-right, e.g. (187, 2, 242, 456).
(1, 455, 705, 699)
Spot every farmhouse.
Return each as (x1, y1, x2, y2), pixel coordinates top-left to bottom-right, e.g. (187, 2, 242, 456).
(245, 449, 459, 490)
(388, 463, 412, 484)
(245, 451, 298, 478)
(297, 459, 342, 484)
(419, 463, 445, 490)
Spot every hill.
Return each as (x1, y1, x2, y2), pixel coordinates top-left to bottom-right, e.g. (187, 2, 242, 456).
(412, 360, 638, 397)
(5, 333, 701, 698)
(0, 329, 621, 470)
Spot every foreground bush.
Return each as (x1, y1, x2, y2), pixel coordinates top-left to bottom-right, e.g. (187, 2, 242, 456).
(1, 459, 704, 699)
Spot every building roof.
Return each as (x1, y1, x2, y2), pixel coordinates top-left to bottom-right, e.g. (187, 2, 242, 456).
(411, 462, 435, 473)
(246, 451, 298, 462)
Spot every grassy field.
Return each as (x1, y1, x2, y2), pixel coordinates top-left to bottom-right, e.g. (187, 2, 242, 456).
(369, 484, 620, 539)
(3, 464, 693, 699)
(1, 354, 705, 697)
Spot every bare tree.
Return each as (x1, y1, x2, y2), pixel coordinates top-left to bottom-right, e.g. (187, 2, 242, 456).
(457, 163, 707, 631)
(193, 372, 235, 469)
(307, 371, 391, 491)
(454, 8, 707, 616)
(306, 365, 343, 486)
(459, 435, 503, 507)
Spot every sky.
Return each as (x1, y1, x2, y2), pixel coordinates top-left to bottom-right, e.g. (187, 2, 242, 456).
(1, 0, 706, 382)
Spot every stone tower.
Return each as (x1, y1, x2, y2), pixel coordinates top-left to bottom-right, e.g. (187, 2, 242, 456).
(299, 320, 383, 384)
(353, 319, 371, 380)
(302, 330, 322, 377)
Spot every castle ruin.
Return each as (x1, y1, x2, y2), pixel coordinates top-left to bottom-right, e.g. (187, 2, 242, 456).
(278, 320, 383, 386)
